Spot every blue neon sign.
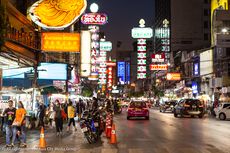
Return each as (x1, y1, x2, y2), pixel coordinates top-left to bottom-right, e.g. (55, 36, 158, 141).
(117, 62, 125, 84)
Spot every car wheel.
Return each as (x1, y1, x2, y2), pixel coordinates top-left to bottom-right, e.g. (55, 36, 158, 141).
(198, 114, 204, 118)
(160, 109, 162, 112)
(174, 112, 178, 117)
(127, 116, 130, 120)
(180, 111, 184, 118)
(219, 113, 226, 120)
(146, 116, 149, 120)
(191, 115, 195, 118)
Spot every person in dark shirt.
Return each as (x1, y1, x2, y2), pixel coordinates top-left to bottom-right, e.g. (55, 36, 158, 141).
(38, 102, 46, 128)
(92, 97, 98, 111)
(76, 99, 85, 121)
(53, 100, 63, 136)
(3, 100, 16, 147)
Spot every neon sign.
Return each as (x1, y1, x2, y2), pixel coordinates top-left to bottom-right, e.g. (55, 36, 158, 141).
(81, 13, 108, 25)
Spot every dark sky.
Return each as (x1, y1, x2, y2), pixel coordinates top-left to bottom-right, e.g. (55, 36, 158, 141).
(87, 0, 155, 51)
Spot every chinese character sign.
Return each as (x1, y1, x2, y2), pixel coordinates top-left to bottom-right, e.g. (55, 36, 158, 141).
(107, 67, 113, 90)
(137, 39, 147, 79)
(81, 13, 108, 25)
(131, 19, 153, 80)
(89, 26, 100, 74)
(98, 49, 107, 85)
(151, 53, 165, 63)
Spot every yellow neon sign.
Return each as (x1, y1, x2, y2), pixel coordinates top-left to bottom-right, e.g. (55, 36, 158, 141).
(41, 33, 80, 52)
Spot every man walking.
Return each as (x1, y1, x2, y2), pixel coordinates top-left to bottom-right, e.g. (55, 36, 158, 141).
(2, 100, 16, 147)
(38, 102, 46, 128)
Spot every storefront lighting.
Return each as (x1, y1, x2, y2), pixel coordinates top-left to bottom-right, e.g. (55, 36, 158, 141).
(221, 28, 228, 33)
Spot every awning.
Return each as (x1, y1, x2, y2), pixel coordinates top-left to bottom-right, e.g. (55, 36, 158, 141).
(0, 90, 26, 95)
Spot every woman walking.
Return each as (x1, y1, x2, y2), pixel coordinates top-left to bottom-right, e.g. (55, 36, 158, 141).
(67, 101, 77, 132)
(53, 100, 64, 136)
(12, 101, 27, 147)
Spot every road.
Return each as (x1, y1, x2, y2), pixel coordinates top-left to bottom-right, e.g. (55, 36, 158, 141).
(0, 108, 230, 153)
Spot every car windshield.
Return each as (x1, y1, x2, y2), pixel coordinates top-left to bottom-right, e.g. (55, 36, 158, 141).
(223, 103, 230, 108)
(185, 99, 202, 105)
(130, 102, 147, 108)
(166, 101, 176, 105)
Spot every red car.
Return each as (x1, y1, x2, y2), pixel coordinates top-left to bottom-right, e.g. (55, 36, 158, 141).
(127, 101, 149, 120)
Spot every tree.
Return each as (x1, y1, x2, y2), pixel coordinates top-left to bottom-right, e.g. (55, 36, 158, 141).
(82, 87, 93, 97)
(152, 85, 164, 98)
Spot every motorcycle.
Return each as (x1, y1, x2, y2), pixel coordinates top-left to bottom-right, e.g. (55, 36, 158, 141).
(79, 110, 98, 144)
(79, 107, 106, 144)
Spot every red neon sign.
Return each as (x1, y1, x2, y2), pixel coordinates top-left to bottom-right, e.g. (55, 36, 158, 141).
(81, 13, 108, 25)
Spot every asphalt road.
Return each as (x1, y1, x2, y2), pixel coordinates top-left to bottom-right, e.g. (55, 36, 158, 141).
(0, 108, 230, 153)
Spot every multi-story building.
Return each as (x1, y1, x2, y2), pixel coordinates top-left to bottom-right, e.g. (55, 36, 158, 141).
(210, 0, 230, 100)
(154, 0, 212, 96)
(154, 0, 171, 53)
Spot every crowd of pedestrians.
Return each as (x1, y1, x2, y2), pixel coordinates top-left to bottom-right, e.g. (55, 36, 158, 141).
(0, 97, 121, 148)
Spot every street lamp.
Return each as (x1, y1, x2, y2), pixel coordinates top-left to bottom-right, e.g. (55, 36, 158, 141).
(90, 3, 99, 13)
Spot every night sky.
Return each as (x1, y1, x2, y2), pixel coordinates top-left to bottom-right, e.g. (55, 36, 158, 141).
(87, 0, 155, 51)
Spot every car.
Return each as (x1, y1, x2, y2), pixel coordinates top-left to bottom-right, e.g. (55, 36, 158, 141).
(173, 99, 204, 118)
(160, 100, 177, 113)
(214, 103, 230, 120)
(127, 101, 149, 120)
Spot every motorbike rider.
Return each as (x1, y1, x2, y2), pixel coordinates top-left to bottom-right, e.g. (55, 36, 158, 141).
(92, 97, 98, 112)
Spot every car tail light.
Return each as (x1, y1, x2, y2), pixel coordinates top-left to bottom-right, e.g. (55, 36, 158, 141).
(184, 104, 190, 107)
(128, 108, 134, 111)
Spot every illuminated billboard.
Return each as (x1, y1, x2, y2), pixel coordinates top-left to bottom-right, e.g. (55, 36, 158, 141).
(150, 64, 168, 71)
(3, 63, 67, 80)
(192, 81, 198, 94)
(117, 62, 125, 84)
(81, 13, 108, 25)
(166, 73, 181, 81)
(126, 62, 130, 83)
(38, 63, 67, 80)
(89, 26, 100, 75)
(107, 67, 113, 90)
(41, 32, 80, 52)
(3, 67, 32, 79)
(132, 19, 153, 79)
(29, 0, 87, 30)
(80, 30, 91, 77)
(131, 27, 153, 38)
(151, 53, 165, 63)
(100, 41, 112, 51)
(200, 50, 213, 76)
(137, 38, 147, 79)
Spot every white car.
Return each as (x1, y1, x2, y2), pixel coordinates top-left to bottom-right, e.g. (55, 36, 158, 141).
(214, 103, 230, 120)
